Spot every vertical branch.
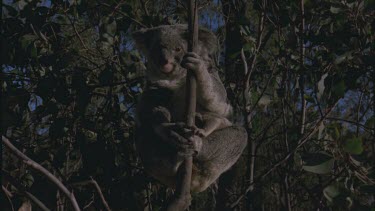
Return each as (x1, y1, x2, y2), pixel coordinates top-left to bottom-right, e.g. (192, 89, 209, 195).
(167, 0, 198, 210)
(282, 99, 292, 211)
(70, 178, 111, 211)
(244, 4, 265, 88)
(246, 0, 265, 186)
(299, 0, 306, 135)
(185, 0, 199, 127)
(242, 1, 265, 209)
(241, 49, 255, 194)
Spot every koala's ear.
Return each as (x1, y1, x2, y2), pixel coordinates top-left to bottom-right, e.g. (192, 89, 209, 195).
(197, 28, 219, 56)
(132, 28, 155, 54)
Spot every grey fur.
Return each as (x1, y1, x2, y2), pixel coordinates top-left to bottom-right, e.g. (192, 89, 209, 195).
(133, 25, 247, 192)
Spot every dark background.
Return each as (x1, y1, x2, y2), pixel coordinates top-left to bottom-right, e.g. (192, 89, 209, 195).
(1, 0, 374, 210)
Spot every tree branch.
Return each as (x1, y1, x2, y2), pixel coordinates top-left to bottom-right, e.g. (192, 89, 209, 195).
(299, 0, 306, 135)
(71, 178, 111, 211)
(2, 136, 81, 211)
(167, 1, 198, 210)
(230, 102, 338, 208)
(2, 170, 51, 211)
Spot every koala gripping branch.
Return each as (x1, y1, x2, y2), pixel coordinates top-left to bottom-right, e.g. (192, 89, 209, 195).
(166, 0, 198, 211)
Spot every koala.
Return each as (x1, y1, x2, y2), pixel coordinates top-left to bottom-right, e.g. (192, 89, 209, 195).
(133, 25, 247, 192)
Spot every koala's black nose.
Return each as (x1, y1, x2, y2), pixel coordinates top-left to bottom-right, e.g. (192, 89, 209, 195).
(159, 57, 169, 65)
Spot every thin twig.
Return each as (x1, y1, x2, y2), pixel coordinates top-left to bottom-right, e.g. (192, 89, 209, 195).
(140, 0, 150, 17)
(23, 191, 51, 211)
(2, 171, 51, 211)
(244, 3, 265, 88)
(2, 136, 81, 211)
(67, 16, 89, 50)
(326, 117, 373, 132)
(241, 46, 257, 199)
(230, 102, 338, 208)
(2, 186, 15, 211)
(99, 3, 147, 28)
(71, 178, 111, 211)
(299, 0, 306, 135)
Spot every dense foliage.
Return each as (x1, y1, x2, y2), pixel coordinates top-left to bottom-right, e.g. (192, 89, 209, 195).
(1, 0, 374, 210)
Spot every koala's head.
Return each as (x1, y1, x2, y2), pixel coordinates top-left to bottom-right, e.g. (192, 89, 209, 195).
(132, 24, 218, 89)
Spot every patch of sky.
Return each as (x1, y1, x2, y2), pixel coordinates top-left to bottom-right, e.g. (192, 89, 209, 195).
(117, 93, 125, 103)
(334, 90, 373, 133)
(126, 103, 136, 118)
(199, 0, 224, 32)
(130, 85, 141, 92)
(2, 65, 14, 73)
(120, 33, 136, 52)
(39, 0, 52, 8)
(36, 125, 50, 135)
(28, 94, 43, 111)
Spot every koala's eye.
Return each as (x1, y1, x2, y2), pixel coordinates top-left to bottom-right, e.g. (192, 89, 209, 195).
(175, 47, 182, 52)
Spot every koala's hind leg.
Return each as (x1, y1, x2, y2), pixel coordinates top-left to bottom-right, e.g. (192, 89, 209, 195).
(191, 126, 247, 192)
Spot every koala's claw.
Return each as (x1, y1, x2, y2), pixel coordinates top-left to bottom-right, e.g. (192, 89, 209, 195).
(169, 130, 193, 146)
(157, 122, 203, 155)
(194, 128, 207, 138)
(181, 52, 207, 74)
(177, 135, 202, 158)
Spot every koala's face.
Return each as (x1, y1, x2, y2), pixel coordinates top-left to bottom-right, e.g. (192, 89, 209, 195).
(151, 30, 187, 74)
(133, 25, 218, 89)
(146, 28, 188, 88)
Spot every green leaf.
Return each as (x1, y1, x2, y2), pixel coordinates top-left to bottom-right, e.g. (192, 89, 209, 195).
(334, 51, 354, 64)
(21, 173, 34, 188)
(317, 73, 328, 100)
(323, 185, 340, 202)
(365, 116, 375, 128)
(304, 94, 315, 103)
(302, 152, 334, 174)
(229, 51, 240, 59)
(20, 34, 38, 49)
(30, 44, 37, 58)
(242, 43, 254, 52)
(17, 0, 28, 10)
(3, 4, 18, 16)
(330, 125, 341, 140)
(331, 79, 346, 99)
(343, 137, 363, 154)
(330, 6, 342, 14)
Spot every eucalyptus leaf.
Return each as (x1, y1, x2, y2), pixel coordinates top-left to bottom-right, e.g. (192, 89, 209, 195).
(302, 152, 334, 174)
(343, 137, 363, 155)
(323, 185, 340, 202)
(332, 79, 346, 99)
(330, 6, 342, 14)
(317, 73, 328, 100)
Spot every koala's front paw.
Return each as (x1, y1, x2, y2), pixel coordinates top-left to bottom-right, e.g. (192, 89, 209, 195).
(177, 135, 202, 158)
(181, 52, 207, 75)
(155, 122, 194, 150)
(178, 124, 203, 157)
(161, 122, 203, 157)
